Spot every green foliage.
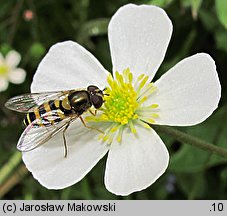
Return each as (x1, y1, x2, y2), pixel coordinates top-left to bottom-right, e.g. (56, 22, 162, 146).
(216, 0, 227, 28)
(170, 108, 227, 173)
(148, 0, 175, 7)
(190, 0, 202, 19)
(0, 44, 12, 56)
(0, 0, 227, 200)
(29, 42, 46, 59)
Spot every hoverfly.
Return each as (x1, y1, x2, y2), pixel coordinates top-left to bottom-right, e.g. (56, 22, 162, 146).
(5, 85, 105, 157)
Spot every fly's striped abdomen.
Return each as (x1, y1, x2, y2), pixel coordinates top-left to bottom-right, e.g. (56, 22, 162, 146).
(23, 112, 36, 126)
(23, 97, 74, 127)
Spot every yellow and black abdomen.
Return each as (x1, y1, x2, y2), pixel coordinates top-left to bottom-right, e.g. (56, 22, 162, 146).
(23, 97, 73, 127)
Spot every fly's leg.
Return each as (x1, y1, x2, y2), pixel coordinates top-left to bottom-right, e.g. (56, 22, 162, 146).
(79, 116, 104, 134)
(89, 109, 97, 116)
(62, 121, 71, 158)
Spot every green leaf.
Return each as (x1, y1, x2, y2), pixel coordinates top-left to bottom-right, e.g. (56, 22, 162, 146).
(199, 9, 219, 32)
(0, 44, 12, 56)
(208, 122, 227, 166)
(220, 167, 227, 182)
(29, 42, 46, 59)
(216, 0, 227, 29)
(181, 0, 202, 19)
(190, 0, 202, 19)
(170, 107, 227, 173)
(149, 0, 174, 7)
(170, 145, 209, 172)
(219, 167, 227, 199)
(177, 172, 206, 199)
(181, 0, 192, 7)
(76, 18, 109, 48)
(215, 30, 227, 53)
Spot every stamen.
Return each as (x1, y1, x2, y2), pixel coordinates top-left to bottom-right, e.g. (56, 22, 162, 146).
(137, 75, 149, 92)
(128, 72, 133, 83)
(134, 74, 145, 89)
(150, 104, 159, 108)
(116, 71, 124, 85)
(85, 115, 97, 122)
(138, 74, 145, 81)
(86, 69, 160, 144)
(138, 83, 156, 99)
(117, 126, 124, 143)
(107, 74, 115, 89)
(140, 117, 155, 124)
(136, 104, 159, 113)
(129, 121, 137, 134)
(137, 112, 159, 119)
(137, 120, 151, 129)
(151, 113, 160, 118)
(110, 125, 119, 132)
(138, 96, 148, 105)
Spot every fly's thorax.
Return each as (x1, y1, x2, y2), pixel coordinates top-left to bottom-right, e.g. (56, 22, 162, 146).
(68, 90, 92, 115)
(60, 97, 73, 115)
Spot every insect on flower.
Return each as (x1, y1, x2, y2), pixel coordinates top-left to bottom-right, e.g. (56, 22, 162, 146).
(5, 85, 106, 157)
(6, 4, 221, 196)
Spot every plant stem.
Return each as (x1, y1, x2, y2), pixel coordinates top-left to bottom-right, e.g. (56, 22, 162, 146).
(8, 0, 24, 45)
(0, 164, 27, 199)
(152, 125, 227, 158)
(0, 151, 22, 185)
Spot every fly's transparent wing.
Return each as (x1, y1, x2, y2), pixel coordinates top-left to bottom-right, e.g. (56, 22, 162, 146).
(17, 116, 77, 152)
(5, 91, 69, 113)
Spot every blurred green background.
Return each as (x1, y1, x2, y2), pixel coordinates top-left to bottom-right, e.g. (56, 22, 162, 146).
(0, 0, 227, 199)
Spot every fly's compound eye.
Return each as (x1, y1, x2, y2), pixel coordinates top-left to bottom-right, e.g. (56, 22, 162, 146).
(87, 85, 103, 95)
(87, 85, 98, 93)
(91, 95, 104, 109)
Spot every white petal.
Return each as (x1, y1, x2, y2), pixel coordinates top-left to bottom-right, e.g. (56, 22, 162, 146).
(22, 120, 109, 189)
(31, 41, 109, 93)
(0, 77, 9, 92)
(108, 4, 172, 80)
(6, 50, 21, 68)
(8, 68, 26, 84)
(104, 126, 169, 196)
(150, 53, 221, 126)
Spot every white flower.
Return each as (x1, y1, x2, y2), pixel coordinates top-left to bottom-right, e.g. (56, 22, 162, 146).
(0, 50, 26, 92)
(22, 4, 221, 196)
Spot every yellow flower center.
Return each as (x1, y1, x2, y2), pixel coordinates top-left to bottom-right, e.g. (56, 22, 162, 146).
(86, 68, 159, 144)
(101, 71, 139, 125)
(0, 64, 9, 76)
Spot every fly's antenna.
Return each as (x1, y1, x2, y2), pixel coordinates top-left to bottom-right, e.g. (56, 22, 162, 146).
(103, 87, 109, 96)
